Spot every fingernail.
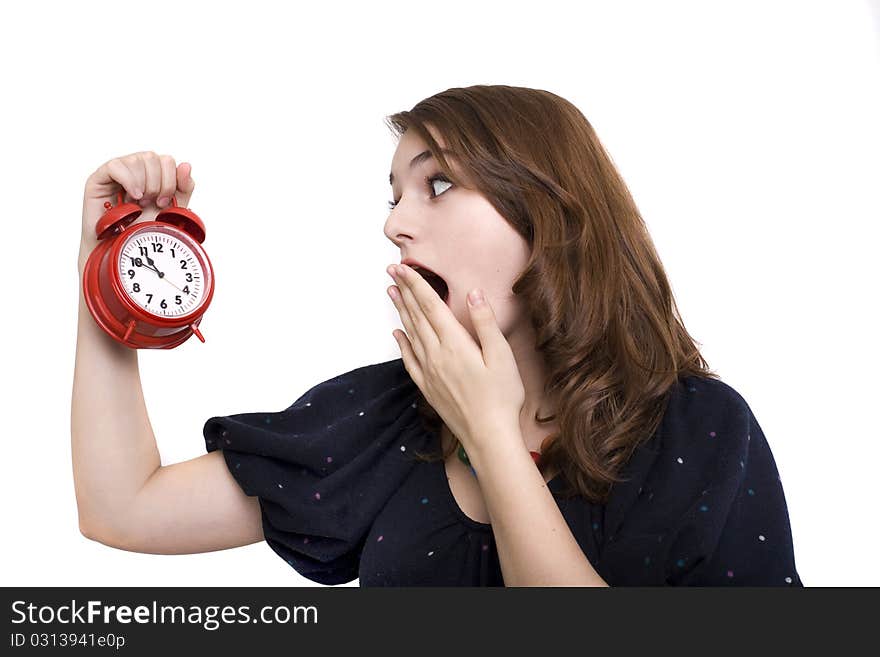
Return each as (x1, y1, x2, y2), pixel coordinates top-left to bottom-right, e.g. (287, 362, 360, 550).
(468, 289, 484, 305)
(157, 196, 170, 207)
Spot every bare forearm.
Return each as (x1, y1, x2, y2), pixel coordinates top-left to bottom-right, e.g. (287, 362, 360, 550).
(71, 250, 161, 535)
(468, 425, 609, 587)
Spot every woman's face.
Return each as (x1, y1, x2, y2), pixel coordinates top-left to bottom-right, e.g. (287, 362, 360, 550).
(384, 127, 531, 342)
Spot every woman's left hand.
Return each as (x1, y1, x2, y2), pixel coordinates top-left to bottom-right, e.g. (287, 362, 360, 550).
(387, 263, 525, 456)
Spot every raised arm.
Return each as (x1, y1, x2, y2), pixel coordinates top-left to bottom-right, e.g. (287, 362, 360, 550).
(72, 153, 263, 553)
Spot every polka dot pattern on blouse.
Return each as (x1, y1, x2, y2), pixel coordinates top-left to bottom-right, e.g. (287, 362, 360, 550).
(203, 358, 803, 587)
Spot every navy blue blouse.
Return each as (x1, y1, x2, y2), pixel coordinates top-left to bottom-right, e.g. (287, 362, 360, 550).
(203, 358, 803, 587)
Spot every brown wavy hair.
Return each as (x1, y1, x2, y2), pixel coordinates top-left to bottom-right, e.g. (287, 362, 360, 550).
(384, 85, 720, 504)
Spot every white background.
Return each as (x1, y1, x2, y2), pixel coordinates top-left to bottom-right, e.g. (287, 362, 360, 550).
(1, 0, 877, 587)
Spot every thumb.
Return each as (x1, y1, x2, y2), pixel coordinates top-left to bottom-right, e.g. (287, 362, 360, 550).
(175, 162, 196, 207)
(467, 288, 504, 359)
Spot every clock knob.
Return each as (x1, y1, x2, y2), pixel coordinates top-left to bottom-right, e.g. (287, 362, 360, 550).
(95, 191, 142, 240)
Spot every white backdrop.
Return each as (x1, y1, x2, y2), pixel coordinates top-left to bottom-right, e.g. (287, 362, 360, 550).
(1, 0, 877, 587)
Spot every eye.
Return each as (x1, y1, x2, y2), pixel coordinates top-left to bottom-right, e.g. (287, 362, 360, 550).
(387, 173, 454, 210)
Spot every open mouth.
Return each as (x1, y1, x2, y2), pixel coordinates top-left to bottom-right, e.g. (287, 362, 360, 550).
(410, 266, 450, 304)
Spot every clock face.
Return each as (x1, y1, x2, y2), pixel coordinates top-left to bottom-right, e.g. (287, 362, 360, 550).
(117, 229, 207, 317)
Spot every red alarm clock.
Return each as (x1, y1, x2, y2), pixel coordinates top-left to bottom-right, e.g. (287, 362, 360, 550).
(82, 191, 215, 349)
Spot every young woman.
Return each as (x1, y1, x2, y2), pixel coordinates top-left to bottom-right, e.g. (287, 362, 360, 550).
(73, 84, 803, 587)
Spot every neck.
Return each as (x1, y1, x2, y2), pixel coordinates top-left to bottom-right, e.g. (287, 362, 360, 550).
(505, 317, 558, 444)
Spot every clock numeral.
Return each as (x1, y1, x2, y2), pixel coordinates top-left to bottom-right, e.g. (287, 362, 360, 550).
(146, 293, 153, 304)
(185, 273, 193, 282)
(128, 256, 144, 267)
(171, 248, 176, 259)
(132, 283, 140, 292)
(183, 285, 190, 294)
(175, 295, 182, 305)
(138, 246, 148, 257)
(127, 269, 135, 279)
(180, 259, 188, 270)
(160, 299, 167, 309)
(151, 242, 164, 253)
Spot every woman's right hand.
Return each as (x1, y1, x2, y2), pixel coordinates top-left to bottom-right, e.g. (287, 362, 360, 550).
(79, 152, 195, 270)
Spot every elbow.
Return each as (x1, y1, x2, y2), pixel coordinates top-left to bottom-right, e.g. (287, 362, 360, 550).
(78, 513, 96, 541)
(79, 517, 149, 554)
(79, 519, 106, 544)
(78, 517, 120, 549)
(78, 508, 101, 541)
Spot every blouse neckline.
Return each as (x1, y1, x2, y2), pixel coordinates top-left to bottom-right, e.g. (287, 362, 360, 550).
(431, 449, 564, 532)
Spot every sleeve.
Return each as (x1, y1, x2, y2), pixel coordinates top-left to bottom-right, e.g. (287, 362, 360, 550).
(202, 358, 428, 586)
(665, 399, 804, 586)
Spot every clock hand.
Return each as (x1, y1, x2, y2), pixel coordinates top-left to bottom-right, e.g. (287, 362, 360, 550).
(133, 253, 185, 293)
(161, 275, 184, 293)
(128, 251, 191, 294)
(144, 256, 187, 292)
(144, 254, 165, 278)
(127, 255, 162, 277)
(145, 255, 187, 292)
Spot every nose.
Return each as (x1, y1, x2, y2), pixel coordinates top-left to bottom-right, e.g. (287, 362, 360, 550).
(383, 199, 417, 246)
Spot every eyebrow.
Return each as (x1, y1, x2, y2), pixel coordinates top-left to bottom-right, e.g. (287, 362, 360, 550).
(389, 149, 434, 186)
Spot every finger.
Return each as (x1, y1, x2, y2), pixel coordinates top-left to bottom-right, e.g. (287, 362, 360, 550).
(393, 265, 440, 346)
(156, 155, 177, 208)
(389, 283, 428, 366)
(396, 264, 454, 341)
(175, 162, 196, 208)
(391, 270, 437, 362)
(121, 153, 147, 203)
(466, 288, 505, 363)
(139, 151, 163, 206)
(393, 328, 425, 389)
(103, 159, 143, 201)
